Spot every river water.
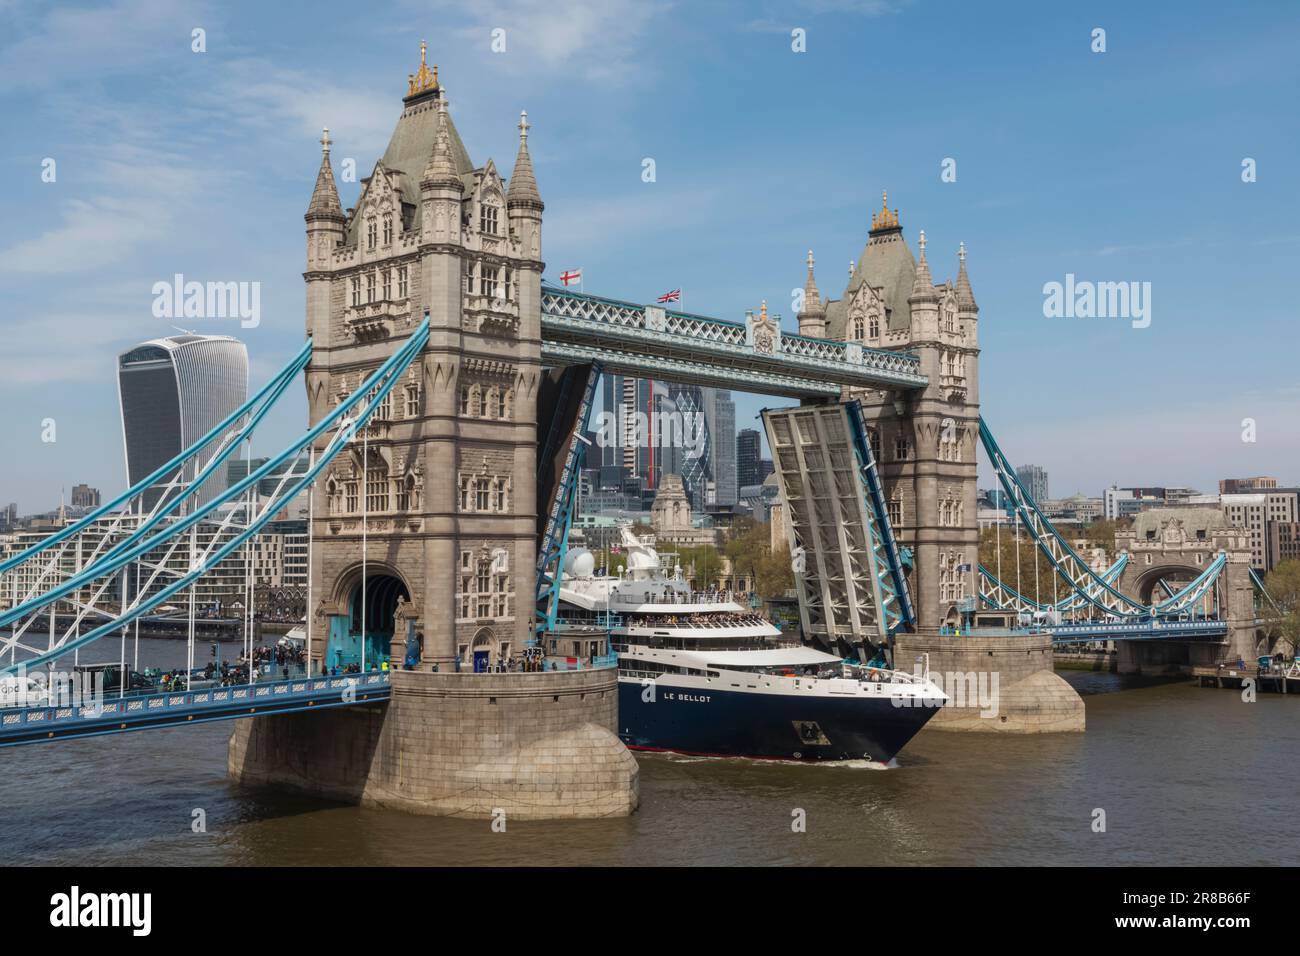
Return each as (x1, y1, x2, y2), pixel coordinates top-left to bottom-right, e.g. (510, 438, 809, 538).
(2, 638, 1295, 866)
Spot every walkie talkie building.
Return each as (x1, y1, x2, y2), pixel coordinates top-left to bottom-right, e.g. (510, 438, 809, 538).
(117, 334, 249, 511)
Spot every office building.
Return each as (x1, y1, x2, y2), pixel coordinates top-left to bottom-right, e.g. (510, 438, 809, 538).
(118, 334, 249, 511)
(1014, 464, 1049, 504)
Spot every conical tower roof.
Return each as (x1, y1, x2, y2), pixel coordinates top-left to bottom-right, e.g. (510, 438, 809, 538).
(507, 110, 542, 208)
(306, 128, 344, 220)
(800, 250, 824, 315)
(956, 241, 978, 310)
(422, 95, 462, 188)
(910, 230, 937, 302)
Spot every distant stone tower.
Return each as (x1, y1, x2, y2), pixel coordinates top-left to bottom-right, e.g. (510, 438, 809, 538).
(811, 192, 981, 632)
(302, 44, 543, 669)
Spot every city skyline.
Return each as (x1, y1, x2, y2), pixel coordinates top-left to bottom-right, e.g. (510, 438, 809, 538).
(3, 0, 1299, 513)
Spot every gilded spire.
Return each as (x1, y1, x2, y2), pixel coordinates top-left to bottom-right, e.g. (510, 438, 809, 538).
(407, 40, 440, 97)
(870, 189, 900, 232)
(910, 228, 937, 301)
(306, 126, 343, 219)
(956, 240, 978, 311)
(800, 249, 823, 315)
(422, 95, 462, 189)
(507, 109, 542, 208)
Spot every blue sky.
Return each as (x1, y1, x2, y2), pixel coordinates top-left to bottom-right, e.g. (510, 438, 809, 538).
(2, 0, 1298, 513)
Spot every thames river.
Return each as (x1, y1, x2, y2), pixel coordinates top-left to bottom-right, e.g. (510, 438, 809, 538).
(2, 637, 1295, 866)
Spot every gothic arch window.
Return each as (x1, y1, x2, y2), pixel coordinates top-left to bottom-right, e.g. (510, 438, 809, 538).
(398, 266, 409, 299)
(495, 388, 509, 420)
(382, 269, 392, 300)
(350, 277, 360, 308)
(460, 386, 471, 416)
(366, 272, 376, 304)
(852, 315, 865, 340)
(944, 305, 956, 334)
(382, 215, 393, 246)
(868, 311, 880, 338)
(477, 386, 488, 418)
(366, 219, 377, 251)
(480, 202, 500, 236)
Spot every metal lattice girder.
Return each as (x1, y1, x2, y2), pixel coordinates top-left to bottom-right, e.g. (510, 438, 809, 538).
(0, 340, 312, 619)
(1152, 552, 1226, 616)
(844, 400, 914, 632)
(979, 417, 1226, 619)
(1, 319, 430, 674)
(1250, 567, 1285, 616)
(979, 554, 1129, 614)
(763, 404, 896, 650)
(534, 363, 601, 637)
(541, 288, 927, 399)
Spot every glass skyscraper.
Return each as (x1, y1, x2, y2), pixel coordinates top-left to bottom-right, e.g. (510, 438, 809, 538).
(117, 334, 249, 511)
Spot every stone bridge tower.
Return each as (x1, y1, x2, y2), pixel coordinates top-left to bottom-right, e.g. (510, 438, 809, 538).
(302, 45, 543, 670)
(794, 195, 1083, 732)
(1114, 509, 1259, 674)
(802, 193, 980, 633)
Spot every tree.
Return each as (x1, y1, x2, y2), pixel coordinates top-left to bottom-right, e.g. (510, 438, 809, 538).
(978, 524, 1067, 602)
(676, 544, 723, 590)
(757, 544, 795, 599)
(1263, 559, 1300, 611)
(724, 520, 769, 592)
(1262, 560, 1300, 650)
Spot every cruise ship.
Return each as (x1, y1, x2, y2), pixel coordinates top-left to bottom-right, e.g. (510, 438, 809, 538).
(556, 528, 947, 762)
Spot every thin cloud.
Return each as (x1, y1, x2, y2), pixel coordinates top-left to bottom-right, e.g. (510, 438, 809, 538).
(426, 0, 670, 83)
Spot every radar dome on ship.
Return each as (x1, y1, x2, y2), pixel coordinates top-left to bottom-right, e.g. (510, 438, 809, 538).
(563, 548, 595, 578)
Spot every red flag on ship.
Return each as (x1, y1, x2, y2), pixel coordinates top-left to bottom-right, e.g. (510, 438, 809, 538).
(560, 268, 583, 286)
(656, 288, 681, 303)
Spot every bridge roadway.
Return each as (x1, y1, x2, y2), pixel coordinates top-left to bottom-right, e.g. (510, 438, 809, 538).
(1044, 619, 1229, 644)
(0, 672, 390, 748)
(540, 288, 928, 398)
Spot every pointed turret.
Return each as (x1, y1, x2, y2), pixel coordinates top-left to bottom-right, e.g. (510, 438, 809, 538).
(304, 128, 343, 396)
(955, 241, 978, 312)
(797, 249, 826, 338)
(422, 95, 463, 190)
(306, 128, 344, 220)
(907, 229, 939, 342)
(910, 229, 937, 302)
(507, 110, 543, 210)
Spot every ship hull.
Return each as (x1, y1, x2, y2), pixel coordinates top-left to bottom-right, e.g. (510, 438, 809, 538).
(616, 676, 941, 762)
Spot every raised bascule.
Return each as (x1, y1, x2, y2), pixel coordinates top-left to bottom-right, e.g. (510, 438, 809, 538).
(0, 46, 1285, 816)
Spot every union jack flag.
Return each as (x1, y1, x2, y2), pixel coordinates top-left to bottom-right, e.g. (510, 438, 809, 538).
(656, 288, 681, 303)
(559, 268, 582, 286)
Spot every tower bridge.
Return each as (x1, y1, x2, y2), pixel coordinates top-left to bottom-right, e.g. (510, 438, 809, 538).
(0, 46, 1275, 814)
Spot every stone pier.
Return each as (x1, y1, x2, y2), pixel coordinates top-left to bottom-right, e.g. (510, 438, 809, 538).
(228, 668, 639, 819)
(894, 632, 1085, 733)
